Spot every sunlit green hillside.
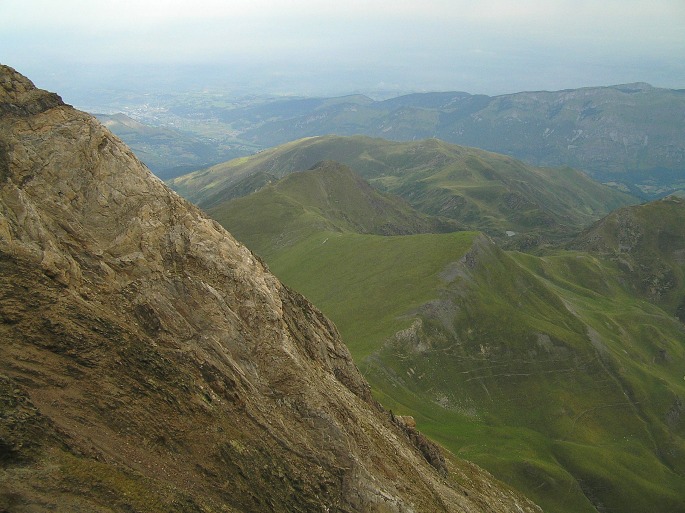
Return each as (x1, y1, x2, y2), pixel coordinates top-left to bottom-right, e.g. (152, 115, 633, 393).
(171, 135, 636, 245)
(208, 163, 685, 513)
(572, 195, 685, 315)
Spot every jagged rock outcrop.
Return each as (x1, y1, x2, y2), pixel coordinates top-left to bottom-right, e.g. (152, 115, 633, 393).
(0, 65, 541, 512)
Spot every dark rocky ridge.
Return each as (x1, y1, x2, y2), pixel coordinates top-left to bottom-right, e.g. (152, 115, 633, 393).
(0, 64, 541, 512)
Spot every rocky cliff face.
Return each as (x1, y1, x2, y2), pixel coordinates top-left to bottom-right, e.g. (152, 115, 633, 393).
(0, 65, 540, 512)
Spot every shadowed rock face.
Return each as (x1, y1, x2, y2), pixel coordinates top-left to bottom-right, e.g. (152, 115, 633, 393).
(0, 65, 541, 512)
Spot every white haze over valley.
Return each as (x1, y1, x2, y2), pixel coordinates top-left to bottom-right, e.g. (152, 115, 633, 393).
(1, 0, 684, 104)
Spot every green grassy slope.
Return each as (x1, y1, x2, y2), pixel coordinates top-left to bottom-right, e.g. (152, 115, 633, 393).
(272, 234, 685, 513)
(366, 243, 685, 513)
(209, 161, 460, 257)
(269, 230, 478, 360)
(171, 135, 636, 244)
(571, 195, 685, 315)
(210, 169, 685, 513)
(208, 162, 473, 361)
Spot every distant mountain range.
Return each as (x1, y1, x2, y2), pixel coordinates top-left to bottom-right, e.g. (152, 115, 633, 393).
(170, 135, 636, 246)
(95, 113, 250, 179)
(201, 159, 685, 513)
(100, 83, 685, 197)
(217, 83, 685, 197)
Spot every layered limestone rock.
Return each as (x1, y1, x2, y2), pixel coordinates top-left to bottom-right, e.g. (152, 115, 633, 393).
(0, 65, 541, 512)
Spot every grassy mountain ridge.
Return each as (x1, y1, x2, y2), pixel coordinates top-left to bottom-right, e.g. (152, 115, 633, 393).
(208, 160, 460, 255)
(571, 195, 685, 315)
(171, 135, 636, 244)
(224, 84, 685, 196)
(368, 242, 685, 513)
(291, 232, 685, 513)
(209, 165, 685, 513)
(208, 161, 477, 362)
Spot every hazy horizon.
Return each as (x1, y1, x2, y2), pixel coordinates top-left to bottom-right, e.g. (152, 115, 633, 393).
(2, 0, 684, 106)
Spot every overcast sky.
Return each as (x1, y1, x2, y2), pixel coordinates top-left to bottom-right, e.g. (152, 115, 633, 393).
(1, 0, 684, 102)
